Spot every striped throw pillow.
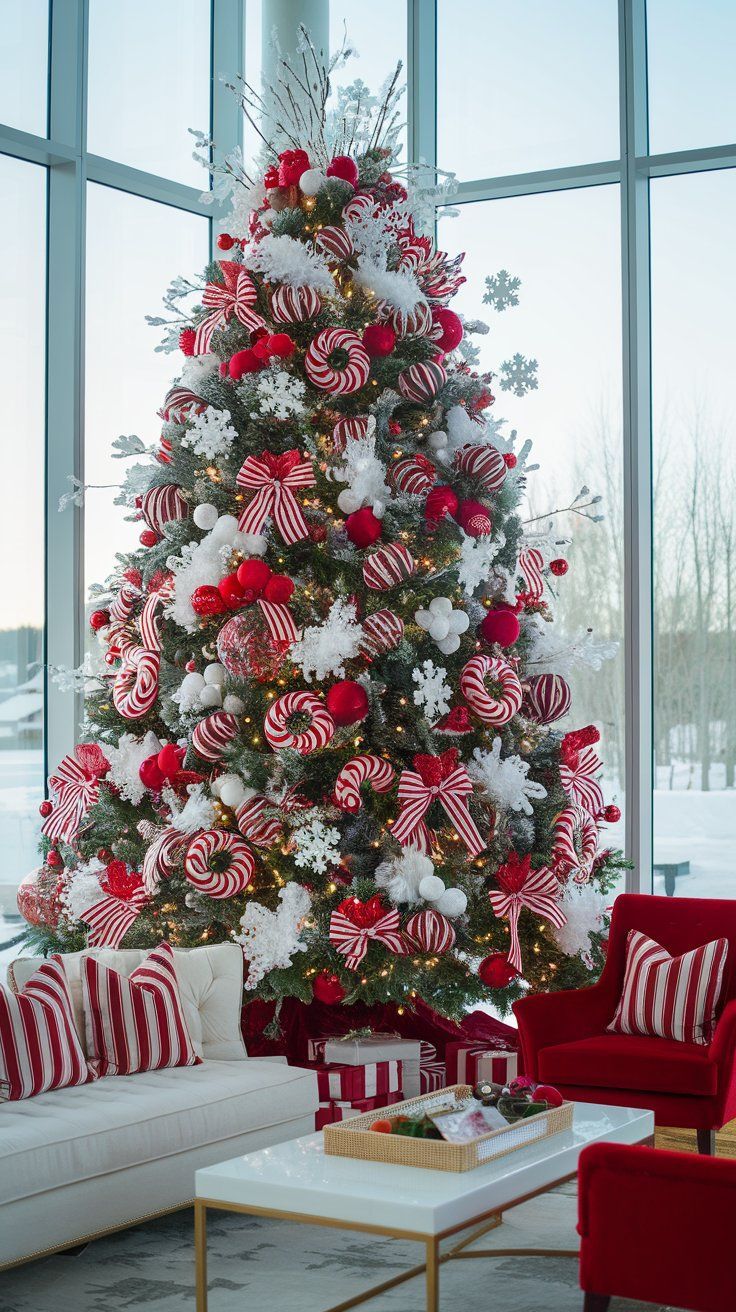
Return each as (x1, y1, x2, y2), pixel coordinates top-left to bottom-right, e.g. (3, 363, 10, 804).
(82, 941, 200, 1076)
(0, 955, 95, 1100)
(608, 928, 728, 1046)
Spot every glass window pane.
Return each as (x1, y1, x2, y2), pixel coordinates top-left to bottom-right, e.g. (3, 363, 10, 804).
(85, 185, 208, 594)
(438, 0, 619, 179)
(652, 169, 736, 898)
(329, 1, 408, 161)
(0, 157, 46, 903)
(0, 0, 48, 136)
(648, 0, 736, 154)
(439, 187, 625, 875)
(87, 0, 211, 185)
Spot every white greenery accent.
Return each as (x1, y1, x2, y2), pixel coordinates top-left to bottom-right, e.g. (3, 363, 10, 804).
(553, 882, 608, 966)
(352, 254, 426, 314)
(525, 616, 618, 677)
(105, 731, 161, 805)
(235, 883, 312, 988)
(374, 849, 435, 903)
(243, 232, 335, 292)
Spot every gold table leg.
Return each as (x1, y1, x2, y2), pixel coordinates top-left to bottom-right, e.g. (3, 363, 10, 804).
(425, 1238, 439, 1312)
(194, 1200, 207, 1312)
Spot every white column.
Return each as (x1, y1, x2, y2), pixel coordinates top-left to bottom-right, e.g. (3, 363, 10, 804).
(261, 0, 329, 115)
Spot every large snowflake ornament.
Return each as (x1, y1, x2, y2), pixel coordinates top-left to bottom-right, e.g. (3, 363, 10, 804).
(235, 883, 312, 988)
(483, 269, 521, 312)
(412, 660, 452, 719)
(293, 817, 342, 875)
(499, 353, 539, 397)
(291, 599, 363, 683)
(468, 739, 547, 816)
(254, 368, 307, 420)
(181, 406, 237, 461)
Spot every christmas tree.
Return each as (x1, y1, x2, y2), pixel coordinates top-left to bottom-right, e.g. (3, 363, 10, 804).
(21, 49, 623, 1019)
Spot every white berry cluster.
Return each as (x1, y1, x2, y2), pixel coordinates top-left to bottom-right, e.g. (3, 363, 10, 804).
(414, 596, 470, 655)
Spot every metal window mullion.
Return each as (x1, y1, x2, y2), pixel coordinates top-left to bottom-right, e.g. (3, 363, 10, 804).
(408, 0, 436, 171)
(45, 0, 88, 772)
(453, 159, 621, 205)
(619, 0, 652, 892)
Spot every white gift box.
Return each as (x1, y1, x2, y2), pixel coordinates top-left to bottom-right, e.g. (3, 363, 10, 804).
(323, 1036, 422, 1098)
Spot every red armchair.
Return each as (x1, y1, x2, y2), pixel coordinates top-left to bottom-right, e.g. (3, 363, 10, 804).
(514, 894, 736, 1153)
(578, 1142, 736, 1311)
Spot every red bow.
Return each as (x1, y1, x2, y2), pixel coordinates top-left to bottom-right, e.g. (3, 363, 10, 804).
(236, 449, 315, 544)
(329, 897, 404, 970)
(488, 852, 566, 974)
(193, 261, 264, 355)
(43, 744, 109, 845)
(391, 749, 485, 856)
(81, 869, 148, 949)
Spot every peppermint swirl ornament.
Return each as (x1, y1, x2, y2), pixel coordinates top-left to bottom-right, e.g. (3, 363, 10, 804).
(453, 444, 507, 493)
(524, 673, 572, 725)
(314, 226, 354, 262)
(389, 454, 436, 496)
(377, 300, 433, 339)
(332, 414, 371, 454)
(334, 755, 396, 812)
(460, 654, 523, 725)
(397, 360, 447, 403)
(184, 830, 255, 898)
(362, 543, 416, 592)
(140, 484, 188, 535)
(304, 328, 370, 395)
(264, 691, 336, 755)
(359, 608, 404, 656)
(192, 711, 239, 761)
(403, 908, 456, 954)
(270, 284, 322, 323)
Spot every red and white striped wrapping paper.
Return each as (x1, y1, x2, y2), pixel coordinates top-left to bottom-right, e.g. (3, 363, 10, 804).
(445, 1041, 518, 1086)
(419, 1061, 447, 1093)
(323, 1037, 422, 1098)
(297, 1059, 402, 1101)
(315, 1090, 404, 1131)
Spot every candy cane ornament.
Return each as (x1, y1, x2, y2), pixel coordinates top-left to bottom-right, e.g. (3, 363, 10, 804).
(192, 711, 239, 761)
(552, 804, 599, 882)
(304, 328, 370, 395)
(112, 649, 160, 720)
(334, 755, 396, 812)
(184, 830, 255, 898)
(264, 692, 336, 755)
(459, 654, 523, 726)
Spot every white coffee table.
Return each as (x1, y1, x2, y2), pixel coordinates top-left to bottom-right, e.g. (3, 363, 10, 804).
(194, 1101, 653, 1312)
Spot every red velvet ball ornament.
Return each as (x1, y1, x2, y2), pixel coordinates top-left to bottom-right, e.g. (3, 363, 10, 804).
(229, 349, 262, 380)
(362, 323, 396, 357)
(157, 743, 182, 780)
(550, 558, 569, 576)
(326, 155, 359, 187)
(179, 328, 196, 356)
(326, 680, 369, 726)
(267, 332, 296, 358)
(479, 608, 520, 648)
(503, 452, 518, 469)
(312, 969, 346, 1005)
(604, 804, 621, 824)
(139, 754, 165, 792)
(252, 336, 273, 362)
(236, 558, 272, 595)
(140, 529, 159, 548)
(217, 232, 235, 251)
(278, 148, 310, 187)
(89, 608, 110, 631)
(478, 952, 519, 989)
(425, 485, 459, 524)
(46, 849, 63, 870)
(458, 499, 492, 537)
(219, 573, 248, 610)
(39, 799, 53, 818)
(431, 307, 464, 352)
(345, 507, 382, 548)
(191, 585, 227, 617)
(263, 574, 295, 604)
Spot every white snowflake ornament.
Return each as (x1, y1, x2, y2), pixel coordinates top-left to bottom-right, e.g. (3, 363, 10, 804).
(415, 596, 469, 655)
(499, 353, 539, 398)
(483, 269, 521, 312)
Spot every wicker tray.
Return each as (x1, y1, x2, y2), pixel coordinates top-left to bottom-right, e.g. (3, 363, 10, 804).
(323, 1084, 574, 1173)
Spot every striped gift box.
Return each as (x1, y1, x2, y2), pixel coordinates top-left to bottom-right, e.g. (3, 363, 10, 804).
(298, 1060, 402, 1101)
(419, 1061, 446, 1093)
(446, 1041, 519, 1086)
(315, 1090, 403, 1131)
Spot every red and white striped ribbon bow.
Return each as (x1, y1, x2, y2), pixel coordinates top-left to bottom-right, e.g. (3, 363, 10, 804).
(329, 904, 404, 971)
(488, 853, 566, 974)
(193, 261, 264, 355)
(42, 743, 109, 845)
(392, 753, 485, 857)
(257, 598, 301, 644)
(81, 887, 149, 949)
(560, 744, 604, 816)
(236, 450, 315, 544)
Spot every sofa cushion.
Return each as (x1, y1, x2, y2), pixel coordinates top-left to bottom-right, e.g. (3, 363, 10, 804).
(10, 942, 246, 1062)
(0, 1058, 318, 1206)
(538, 1032, 718, 1097)
(0, 957, 96, 1100)
(608, 928, 728, 1045)
(82, 942, 200, 1076)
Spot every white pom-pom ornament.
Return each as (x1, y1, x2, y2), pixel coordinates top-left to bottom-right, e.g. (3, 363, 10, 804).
(337, 489, 362, 514)
(299, 168, 326, 196)
(427, 430, 448, 453)
(219, 776, 247, 809)
(193, 503, 219, 531)
(199, 684, 222, 708)
(210, 514, 239, 545)
(223, 694, 245, 714)
(204, 662, 226, 686)
(415, 597, 470, 654)
(435, 887, 468, 918)
(180, 671, 205, 697)
(418, 875, 446, 902)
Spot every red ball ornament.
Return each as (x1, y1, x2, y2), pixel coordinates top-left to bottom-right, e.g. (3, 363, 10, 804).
(503, 452, 518, 469)
(550, 558, 569, 576)
(603, 804, 621, 824)
(252, 336, 273, 362)
(229, 349, 263, 380)
(217, 609, 291, 683)
(425, 485, 458, 524)
(345, 507, 382, 548)
(139, 754, 165, 792)
(89, 608, 110, 631)
(458, 499, 492, 537)
(179, 328, 196, 356)
(157, 743, 183, 779)
(263, 574, 295, 604)
(97, 848, 113, 863)
(191, 585, 227, 617)
(278, 148, 310, 187)
(17, 868, 62, 928)
(39, 799, 53, 818)
(218, 573, 248, 610)
(325, 680, 369, 726)
(139, 529, 159, 548)
(236, 558, 272, 595)
(311, 524, 328, 543)
(478, 952, 519, 989)
(267, 332, 296, 358)
(431, 308, 464, 352)
(217, 232, 235, 251)
(479, 608, 520, 648)
(46, 849, 63, 870)
(326, 155, 359, 187)
(312, 969, 346, 1005)
(362, 323, 396, 357)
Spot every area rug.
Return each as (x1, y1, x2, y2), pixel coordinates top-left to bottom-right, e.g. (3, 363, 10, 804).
(0, 1180, 669, 1312)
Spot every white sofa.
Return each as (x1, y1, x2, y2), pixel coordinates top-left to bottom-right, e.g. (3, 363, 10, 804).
(0, 943, 318, 1269)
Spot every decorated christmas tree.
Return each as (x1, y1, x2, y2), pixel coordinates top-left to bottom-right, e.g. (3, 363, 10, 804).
(21, 48, 623, 1019)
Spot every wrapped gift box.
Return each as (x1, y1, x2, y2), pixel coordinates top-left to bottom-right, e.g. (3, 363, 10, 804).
(323, 1036, 422, 1098)
(315, 1090, 403, 1131)
(297, 1059, 402, 1101)
(419, 1061, 447, 1093)
(445, 1041, 518, 1086)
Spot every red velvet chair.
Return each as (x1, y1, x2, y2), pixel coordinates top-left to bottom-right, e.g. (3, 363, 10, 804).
(578, 1142, 736, 1311)
(514, 894, 736, 1153)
